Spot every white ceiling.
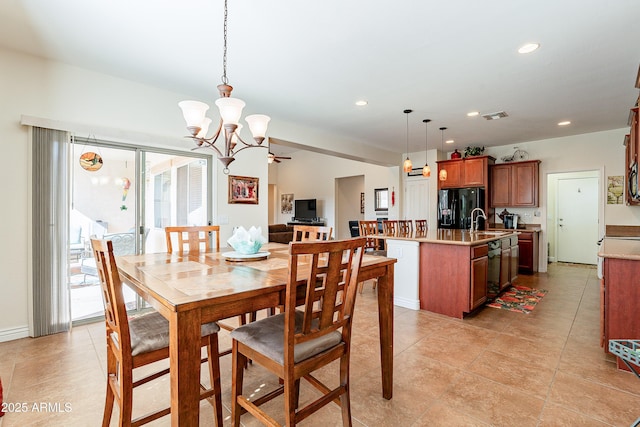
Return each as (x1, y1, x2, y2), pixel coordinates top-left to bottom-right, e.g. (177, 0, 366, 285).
(1, 0, 639, 161)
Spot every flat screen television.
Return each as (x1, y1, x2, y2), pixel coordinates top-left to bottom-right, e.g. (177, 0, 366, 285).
(294, 199, 317, 221)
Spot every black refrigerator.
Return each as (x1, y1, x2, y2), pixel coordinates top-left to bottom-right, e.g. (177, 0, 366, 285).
(437, 187, 485, 230)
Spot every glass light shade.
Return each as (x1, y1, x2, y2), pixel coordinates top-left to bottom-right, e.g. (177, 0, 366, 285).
(439, 168, 447, 181)
(230, 124, 243, 144)
(179, 100, 209, 128)
(267, 153, 275, 164)
(403, 157, 412, 173)
(215, 97, 246, 125)
(196, 118, 212, 139)
(422, 164, 431, 177)
(245, 114, 271, 138)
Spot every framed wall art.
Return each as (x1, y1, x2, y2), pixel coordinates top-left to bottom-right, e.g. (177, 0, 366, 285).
(228, 175, 259, 204)
(281, 193, 293, 214)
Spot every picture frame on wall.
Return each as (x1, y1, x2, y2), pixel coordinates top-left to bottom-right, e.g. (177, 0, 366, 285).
(228, 175, 259, 204)
(281, 193, 293, 213)
(360, 192, 365, 214)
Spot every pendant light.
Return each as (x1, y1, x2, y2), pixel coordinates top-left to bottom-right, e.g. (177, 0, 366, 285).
(439, 127, 448, 181)
(402, 109, 413, 173)
(422, 119, 431, 177)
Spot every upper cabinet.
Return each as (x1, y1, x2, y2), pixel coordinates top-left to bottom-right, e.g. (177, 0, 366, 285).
(437, 156, 495, 189)
(490, 160, 541, 207)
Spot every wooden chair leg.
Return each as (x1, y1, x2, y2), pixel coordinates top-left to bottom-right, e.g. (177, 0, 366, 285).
(102, 381, 114, 427)
(119, 370, 134, 427)
(339, 354, 353, 427)
(231, 342, 246, 427)
(284, 376, 297, 426)
(207, 335, 223, 426)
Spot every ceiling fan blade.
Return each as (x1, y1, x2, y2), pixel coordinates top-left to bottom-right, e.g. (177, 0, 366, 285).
(276, 156, 292, 160)
(274, 158, 281, 163)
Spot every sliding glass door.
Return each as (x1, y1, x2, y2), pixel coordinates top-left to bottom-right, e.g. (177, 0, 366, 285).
(68, 139, 212, 323)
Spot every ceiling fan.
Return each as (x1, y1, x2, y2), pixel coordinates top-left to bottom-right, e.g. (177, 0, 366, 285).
(267, 140, 291, 164)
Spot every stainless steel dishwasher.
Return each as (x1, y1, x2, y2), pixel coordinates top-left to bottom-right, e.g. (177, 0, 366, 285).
(487, 240, 501, 299)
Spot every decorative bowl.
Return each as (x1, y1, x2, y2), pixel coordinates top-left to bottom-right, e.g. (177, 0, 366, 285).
(230, 240, 263, 255)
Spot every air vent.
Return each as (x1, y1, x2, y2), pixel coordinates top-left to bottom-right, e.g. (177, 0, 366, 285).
(482, 111, 509, 120)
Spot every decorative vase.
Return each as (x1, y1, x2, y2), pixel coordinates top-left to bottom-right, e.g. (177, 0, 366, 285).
(451, 149, 462, 159)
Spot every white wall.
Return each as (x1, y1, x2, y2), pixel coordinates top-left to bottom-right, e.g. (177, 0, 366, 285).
(269, 150, 399, 237)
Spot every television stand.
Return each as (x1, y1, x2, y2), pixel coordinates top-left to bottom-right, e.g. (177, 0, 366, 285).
(288, 219, 326, 226)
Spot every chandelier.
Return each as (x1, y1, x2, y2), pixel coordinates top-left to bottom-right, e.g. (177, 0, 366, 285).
(178, 0, 270, 174)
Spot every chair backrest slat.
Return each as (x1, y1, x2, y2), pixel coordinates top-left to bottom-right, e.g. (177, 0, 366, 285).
(382, 220, 398, 236)
(358, 220, 380, 250)
(292, 225, 333, 242)
(285, 238, 365, 363)
(165, 225, 220, 255)
(398, 220, 413, 235)
(415, 219, 428, 233)
(91, 238, 132, 356)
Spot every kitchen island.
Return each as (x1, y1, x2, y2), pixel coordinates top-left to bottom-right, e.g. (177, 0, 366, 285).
(381, 229, 518, 318)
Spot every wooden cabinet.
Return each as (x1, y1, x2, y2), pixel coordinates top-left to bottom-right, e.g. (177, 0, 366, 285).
(420, 241, 493, 318)
(601, 256, 640, 370)
(470, 244, 488, 311)
(437, 156, 495, 190)
(499, 236, 519, 290)
(490, 160, 540, 207)
(518, 230, 539, 274)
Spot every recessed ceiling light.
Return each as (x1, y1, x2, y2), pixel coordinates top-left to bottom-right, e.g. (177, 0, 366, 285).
(446, 139, 454, 144)
(558, 120, 571, 126)
(518, 43, 540, 54)
(467, 111, 479, 117)
(355, 100, 368, 106)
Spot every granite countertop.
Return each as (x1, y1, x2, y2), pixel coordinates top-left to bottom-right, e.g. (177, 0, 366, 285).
(379, 228, 518, 246)
(598, 238, 640, 260)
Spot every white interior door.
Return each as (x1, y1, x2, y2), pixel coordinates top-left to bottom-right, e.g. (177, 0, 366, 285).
(557, 177, 599, 264)
(404, 179, 430, 223)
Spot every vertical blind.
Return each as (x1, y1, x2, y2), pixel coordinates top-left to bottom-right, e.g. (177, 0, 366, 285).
(32, 127, 71, 336)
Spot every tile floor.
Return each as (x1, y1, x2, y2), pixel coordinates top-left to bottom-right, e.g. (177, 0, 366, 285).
(1, 262, 639, 426)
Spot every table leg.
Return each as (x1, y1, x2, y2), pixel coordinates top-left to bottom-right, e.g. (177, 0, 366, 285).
(170, 309, 202, 426)
(377, 264, 394, 399)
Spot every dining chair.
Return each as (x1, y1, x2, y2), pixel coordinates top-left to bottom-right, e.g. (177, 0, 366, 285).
(230, 237, 366, 426)
(165, 225, 250, 336)
(90, 238, 223, 427)
(397, 219, 413, 235)
(165, 225, 220, 255)
(382, 220, 398, 236)
(357, 220, 385, 293)
(292, 225, 333, 242)
(415, 219, 428, 233)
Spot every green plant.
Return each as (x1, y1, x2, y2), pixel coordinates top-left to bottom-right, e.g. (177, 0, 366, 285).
(464, 146, 485, 157)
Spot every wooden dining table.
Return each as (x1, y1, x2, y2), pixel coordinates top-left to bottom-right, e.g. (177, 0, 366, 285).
(116, 242, 396, 426)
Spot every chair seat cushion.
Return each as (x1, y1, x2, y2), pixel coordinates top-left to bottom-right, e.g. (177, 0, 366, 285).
(230, 311, 342, 364)
(128, 312, 220, 356)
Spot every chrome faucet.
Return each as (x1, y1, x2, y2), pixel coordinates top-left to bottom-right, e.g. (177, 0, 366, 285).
(470, 208, 487, 232)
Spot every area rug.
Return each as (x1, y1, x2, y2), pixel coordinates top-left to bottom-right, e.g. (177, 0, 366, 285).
(486, 285, 548, 314)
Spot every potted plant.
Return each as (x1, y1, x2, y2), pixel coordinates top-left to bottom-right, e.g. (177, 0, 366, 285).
(464, 146, 485, 157)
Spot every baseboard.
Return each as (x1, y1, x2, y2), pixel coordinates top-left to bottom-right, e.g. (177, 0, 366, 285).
(0, 325, 29, 343)
(394, 296, 420, 311)
(548, 257, 556, 263)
